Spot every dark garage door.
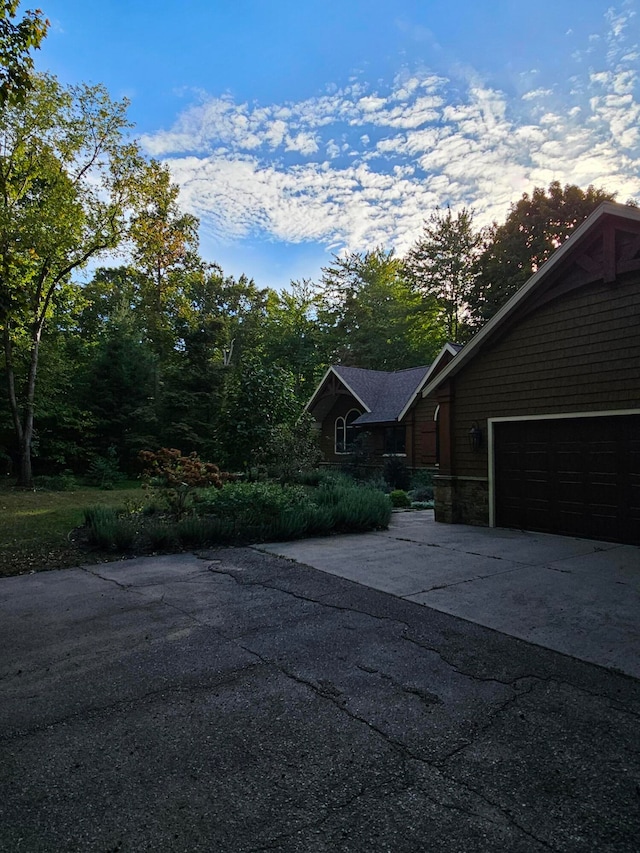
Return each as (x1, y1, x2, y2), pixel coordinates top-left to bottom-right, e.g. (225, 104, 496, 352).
(494, 414, 640, 545)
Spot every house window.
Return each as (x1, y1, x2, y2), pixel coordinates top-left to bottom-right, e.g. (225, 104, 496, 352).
(384, 426, 406, 455)
(335, 409, 361, 453)
(434, 404, 440, 466)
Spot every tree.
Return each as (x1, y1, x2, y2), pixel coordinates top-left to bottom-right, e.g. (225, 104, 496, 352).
(0, 1, 48, 106)
(261, 279, 329, 402)
(469, 182, 617, 325)
(319, 248, 441, 370)
(404, 207, 482, 342)
(218, 355, 299, 473)
(0, 73, 142, 485)
(128, 159, 200, 360)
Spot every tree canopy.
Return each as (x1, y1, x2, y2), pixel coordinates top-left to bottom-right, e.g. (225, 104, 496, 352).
(468, 181, 617, 325)
(0, 1, 48, 106)
(0, 73, 142, 484)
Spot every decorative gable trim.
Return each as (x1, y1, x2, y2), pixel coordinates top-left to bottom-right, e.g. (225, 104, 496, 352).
(421, 202, 640, 400)
(304, 366, 371, 414)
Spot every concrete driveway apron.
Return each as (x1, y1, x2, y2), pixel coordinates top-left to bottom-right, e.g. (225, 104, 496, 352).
(257, 510, 640, 679)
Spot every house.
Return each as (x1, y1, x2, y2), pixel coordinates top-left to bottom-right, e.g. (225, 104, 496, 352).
(305, 343, 461, 469)
(421, 201, 640, 546)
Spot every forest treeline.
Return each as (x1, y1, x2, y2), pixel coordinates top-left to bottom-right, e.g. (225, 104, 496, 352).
(0, 3, 623, 483)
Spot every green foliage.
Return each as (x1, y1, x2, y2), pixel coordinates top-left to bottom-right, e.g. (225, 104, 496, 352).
(218, 355, 300, 472)
(383, 457, 411, 491)
(311, 482, 392, 531)
(85, 448, 125, 490)
(140, 448, 229, 517)
(0, 1, 48, 106)
(409, 470, 434, 502)
(470, 182, 617, 325)
(196, 481, 310, 528)
(267, 412, 322, 484)
(33, 471, 77, 491)
(83, 505, 135, 551)
(405, 207, 482, 342)
(0, 71, 143, 486)
(319, 248, 442, 369)
(389, 489, 411, 508)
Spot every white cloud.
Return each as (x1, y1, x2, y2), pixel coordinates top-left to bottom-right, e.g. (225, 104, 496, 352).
(142, 3, 640, 264)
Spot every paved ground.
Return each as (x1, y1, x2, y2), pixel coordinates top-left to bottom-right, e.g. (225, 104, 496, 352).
(1, 519, 639, 852)
(260, 511, 640, 679)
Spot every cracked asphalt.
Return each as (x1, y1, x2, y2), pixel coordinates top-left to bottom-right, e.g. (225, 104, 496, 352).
(1, 547, 639, 852)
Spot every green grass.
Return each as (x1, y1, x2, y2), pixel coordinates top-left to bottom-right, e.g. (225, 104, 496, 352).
(0, 480, 143, 577)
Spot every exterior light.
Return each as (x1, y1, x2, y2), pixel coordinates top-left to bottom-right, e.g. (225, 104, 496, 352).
(469, 421, 483, 451)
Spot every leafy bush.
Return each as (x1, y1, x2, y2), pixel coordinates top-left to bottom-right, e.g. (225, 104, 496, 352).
(383, 457, 411, 491)
(139, 448, 231, 517)
(409, 470, 434, 501)
(389, 489, 411, 508)
(410, 486, 434, 502)
(85, 447, 125, 490)
(34, 471, 77, 491)
(196, 481, 310, 529)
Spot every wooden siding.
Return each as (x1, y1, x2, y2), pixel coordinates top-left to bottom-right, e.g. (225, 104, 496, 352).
(450, 271, 640, 481)
(317, 396, 364, 463)
(410, 396, 439, 466)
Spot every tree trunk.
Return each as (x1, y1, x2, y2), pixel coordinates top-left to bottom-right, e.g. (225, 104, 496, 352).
(3, 320, 41, 488)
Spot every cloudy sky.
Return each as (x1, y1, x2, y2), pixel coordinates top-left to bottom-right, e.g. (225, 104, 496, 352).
(38, 0, 640, 288)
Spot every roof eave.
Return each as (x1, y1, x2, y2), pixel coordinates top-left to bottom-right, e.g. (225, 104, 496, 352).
(421, 201, 640, 399)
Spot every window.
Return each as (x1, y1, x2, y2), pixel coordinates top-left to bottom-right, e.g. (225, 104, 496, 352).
(384, 425, 406, 455)
(335, 409, 361, 453)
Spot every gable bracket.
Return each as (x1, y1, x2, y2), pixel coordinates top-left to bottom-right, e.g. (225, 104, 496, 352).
(603, 220, 616, 283)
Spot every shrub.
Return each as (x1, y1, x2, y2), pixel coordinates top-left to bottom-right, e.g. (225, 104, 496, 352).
(176, 516, 234, 548)
(311, 483, 391, 531)
(409, 485, 434, 502)
(384, 457, 411, 491)
(389, 489, 411, 508)
(196, 481, 310, 529)
(83, 505, 135, 551)
(34, 471, 77, 491)
(85, 447, 125, 490)
(139, 448, 231, 517)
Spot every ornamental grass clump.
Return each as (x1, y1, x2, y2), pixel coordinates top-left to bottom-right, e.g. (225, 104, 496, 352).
(311, 483, 391, 532)
(83, 505, 135, 551)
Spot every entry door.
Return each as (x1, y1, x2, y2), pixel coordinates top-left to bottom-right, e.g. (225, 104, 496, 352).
(493, 414, 640, 545)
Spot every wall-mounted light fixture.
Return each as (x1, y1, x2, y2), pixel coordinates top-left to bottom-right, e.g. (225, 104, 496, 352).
(469, 421, 483, 451)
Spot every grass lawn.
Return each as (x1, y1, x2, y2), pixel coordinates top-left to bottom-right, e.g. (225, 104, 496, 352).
(0, 480, 144, 578)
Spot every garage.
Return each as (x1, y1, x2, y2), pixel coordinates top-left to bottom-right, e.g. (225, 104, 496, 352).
(493, 414, 640, 545)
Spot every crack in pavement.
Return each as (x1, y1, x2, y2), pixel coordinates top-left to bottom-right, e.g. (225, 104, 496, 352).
(0, 662, 265, 743)
(237, 641, 559, 851)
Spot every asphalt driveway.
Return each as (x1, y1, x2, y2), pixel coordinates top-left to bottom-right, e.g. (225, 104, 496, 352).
(260, 510, 640, 679)
(1, 520, 639, 851)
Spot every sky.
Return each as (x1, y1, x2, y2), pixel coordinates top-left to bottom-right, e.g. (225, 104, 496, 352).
(34, 0, 640, 289)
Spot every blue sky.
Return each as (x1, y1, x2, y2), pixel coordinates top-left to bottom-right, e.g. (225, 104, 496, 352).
(35, 0, 640, 288)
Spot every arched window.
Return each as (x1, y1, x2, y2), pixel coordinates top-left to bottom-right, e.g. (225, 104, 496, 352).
(335, 409, 361, 453)
(434, 404, 440, 466)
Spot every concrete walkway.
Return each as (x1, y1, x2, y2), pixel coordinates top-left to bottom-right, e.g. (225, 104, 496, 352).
(257, 510, 640, 679)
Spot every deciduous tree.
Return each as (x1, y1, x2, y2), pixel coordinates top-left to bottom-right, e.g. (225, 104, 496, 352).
(469, 182, 616, 325)
(0, 1, 48, 106)
(0, 74, 142, 485)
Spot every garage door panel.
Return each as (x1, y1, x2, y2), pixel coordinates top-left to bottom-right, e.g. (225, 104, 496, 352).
(494, 414, 640, 546)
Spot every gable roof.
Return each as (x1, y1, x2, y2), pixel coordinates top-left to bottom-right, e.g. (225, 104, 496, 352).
(421, 201, 640, 400)
(305, 364, 431, 425)
(396, 342, 463, 421)
(346, 365, 431, 425)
